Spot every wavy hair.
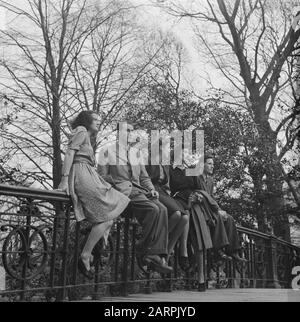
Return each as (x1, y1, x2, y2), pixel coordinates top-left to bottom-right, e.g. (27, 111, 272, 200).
(71, 111, 96, 130)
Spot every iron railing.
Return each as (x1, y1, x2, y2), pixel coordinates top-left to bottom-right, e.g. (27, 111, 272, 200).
(0, 184, 299, 302)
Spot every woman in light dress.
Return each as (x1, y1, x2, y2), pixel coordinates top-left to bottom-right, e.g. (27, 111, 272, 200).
(58, 111, 130, 279)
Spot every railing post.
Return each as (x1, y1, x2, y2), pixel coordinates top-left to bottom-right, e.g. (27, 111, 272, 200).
(266, 237, 281, 288)
(57, 205, 72, 301)
(19, 201, 33, 301)
(121, 213, 130, 296)
(130, 222, 137, 281)
(114, 221, 121, 283)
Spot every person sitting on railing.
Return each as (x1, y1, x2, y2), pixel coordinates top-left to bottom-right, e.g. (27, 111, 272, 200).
(197, 154, 247, 262)
(97, 123, 173, 275)
(146, 142, 189, 263)
(57, 111, 130, 280)
(169, 153, 214, 292)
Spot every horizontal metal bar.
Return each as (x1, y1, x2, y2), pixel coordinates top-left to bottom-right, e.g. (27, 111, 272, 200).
(0, 183, 299, 302)
(237, 226, 300, 249)
(0, 184, 71, 203)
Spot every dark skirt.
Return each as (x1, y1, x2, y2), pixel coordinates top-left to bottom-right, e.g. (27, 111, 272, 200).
(155, 185, 186, 217)
(190, 204, 213, 251)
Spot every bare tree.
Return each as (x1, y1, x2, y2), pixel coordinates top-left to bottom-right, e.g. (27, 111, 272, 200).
(66, 1, 164, 142)
(158, 0, 300, 240)
(126, 30, 199, 131)
(0, 0, 162, 189)
(0, 0, 101, 188)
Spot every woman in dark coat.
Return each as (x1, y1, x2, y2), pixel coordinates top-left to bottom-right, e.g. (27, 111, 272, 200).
(169, 165, 213, 291)
(146, 164, 188, 261)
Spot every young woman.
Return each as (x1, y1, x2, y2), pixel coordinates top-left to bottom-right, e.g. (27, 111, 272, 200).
(146, 142, 188, 262)
(169, 153, 213, 292)
(58, 111, 130, 279)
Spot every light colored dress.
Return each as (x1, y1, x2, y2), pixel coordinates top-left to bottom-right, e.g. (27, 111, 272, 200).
(68, 126, 130, 224)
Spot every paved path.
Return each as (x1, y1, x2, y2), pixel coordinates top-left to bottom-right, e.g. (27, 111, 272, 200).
(96, 289, 300, 302)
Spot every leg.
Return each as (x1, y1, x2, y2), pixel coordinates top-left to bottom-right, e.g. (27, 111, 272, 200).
(212, 213, 229, 250)
(180, 211, 190, 257)
(168, 212, 188, 256)
(168, 211, 181, 233)
(81, 220, 113, 271)
(223, 215, 246, 262)
(151, 199, 169, 266)
(188, 219, 206, 290)
(130, 193, 168, 256)
(131, 195, 172, 273)
(196, 250, 205, 284)
(223, 215, 240, 253)
(178, 211, 190, 270)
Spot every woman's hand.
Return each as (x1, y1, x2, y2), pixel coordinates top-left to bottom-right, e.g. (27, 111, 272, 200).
(218, 210, 229, 220)
(57, 177, 69, 195)
(195, 192, 204, 203)
(188, 193, 197, 204)
(165, 189, 171, 196)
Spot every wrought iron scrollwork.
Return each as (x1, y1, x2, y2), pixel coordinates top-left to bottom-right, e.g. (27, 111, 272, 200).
(1, 224, 48, 281)
(1, 183, 300, 301)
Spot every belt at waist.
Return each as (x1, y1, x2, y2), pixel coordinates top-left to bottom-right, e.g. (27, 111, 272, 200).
(73, 156, 95, 166)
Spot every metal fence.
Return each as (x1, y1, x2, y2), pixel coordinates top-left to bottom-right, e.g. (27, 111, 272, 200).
(0, 184, 299, 302)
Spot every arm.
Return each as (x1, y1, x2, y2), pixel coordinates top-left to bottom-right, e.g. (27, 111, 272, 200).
(169, 167, 191, 199)
(140, 165, 155, 192)
(209, 177, 221, 210)
(58, 126, 87, 193)
(62, 150, 75, 177)
(163, 181, 171, 195)
(163, 166, 171, 194)
(58, 149, 75, 194)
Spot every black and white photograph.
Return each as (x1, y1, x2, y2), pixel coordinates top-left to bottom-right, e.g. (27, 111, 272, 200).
(0, 0, 300, 306)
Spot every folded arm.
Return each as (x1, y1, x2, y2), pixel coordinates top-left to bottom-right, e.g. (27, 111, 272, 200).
(140, 165, 155, 192)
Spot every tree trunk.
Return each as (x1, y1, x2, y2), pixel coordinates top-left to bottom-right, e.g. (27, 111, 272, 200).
(265, 163, 291, 242)
(251, 100, 291, 241)
(52, 96, 62, 189)
(259, 118, 290, 241)
(250, 165, 268, 232)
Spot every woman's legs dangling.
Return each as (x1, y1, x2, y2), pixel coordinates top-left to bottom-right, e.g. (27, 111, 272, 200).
(179, 211, 190, 257)
(81, 220, 113, 271)
(196, 250, 205, 284)
(168, 212, 189, 256)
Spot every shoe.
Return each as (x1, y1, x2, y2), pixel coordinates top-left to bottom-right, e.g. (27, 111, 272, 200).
(179, 256, 190, 271)
(144, 255, 173, 274)
(78, 258, 94, 280)
(231, 253, 248, 263)
(198, 283, 206, 292)
(217, 250, 232, 261)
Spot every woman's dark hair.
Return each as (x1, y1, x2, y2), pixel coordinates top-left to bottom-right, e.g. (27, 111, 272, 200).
(71, 111, 97, 130)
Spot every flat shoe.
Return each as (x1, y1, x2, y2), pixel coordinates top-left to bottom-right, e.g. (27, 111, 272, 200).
(78, 258, 94, 280)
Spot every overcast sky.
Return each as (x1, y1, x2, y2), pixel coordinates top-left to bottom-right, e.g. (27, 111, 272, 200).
(132, 0, 211, 90)
(0, 0, 213, 91)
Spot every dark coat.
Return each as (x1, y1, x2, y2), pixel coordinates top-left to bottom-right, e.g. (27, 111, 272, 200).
(146, 165, 170, 191)
(197, 175, 216, 201)
(169, 167, 213, 251)
(146, 165, 185, 215)
(169, 167, 199, 209)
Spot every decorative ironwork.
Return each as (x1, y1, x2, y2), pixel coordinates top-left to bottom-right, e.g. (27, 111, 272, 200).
(0, 184, 299, 301)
